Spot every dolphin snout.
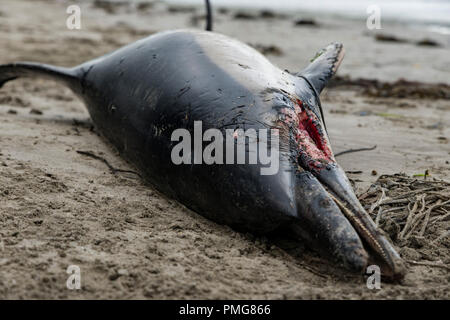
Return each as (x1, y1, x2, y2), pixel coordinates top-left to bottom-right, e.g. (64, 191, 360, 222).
(291, 171, 369, 273)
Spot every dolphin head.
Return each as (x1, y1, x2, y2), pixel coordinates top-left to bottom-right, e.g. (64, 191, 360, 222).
(261, 44, 406, 280)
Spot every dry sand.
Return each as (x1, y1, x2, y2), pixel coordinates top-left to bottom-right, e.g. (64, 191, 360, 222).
(0, 0, 448, 299)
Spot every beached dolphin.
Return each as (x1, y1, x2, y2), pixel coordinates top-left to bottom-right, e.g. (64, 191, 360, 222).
(0, 8, 405, 280)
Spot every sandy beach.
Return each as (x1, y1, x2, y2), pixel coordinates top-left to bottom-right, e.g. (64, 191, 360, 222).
(0, 0, 448, 299)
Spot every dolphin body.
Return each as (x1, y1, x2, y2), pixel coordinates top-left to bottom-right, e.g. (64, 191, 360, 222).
(0, 29, 405, 280)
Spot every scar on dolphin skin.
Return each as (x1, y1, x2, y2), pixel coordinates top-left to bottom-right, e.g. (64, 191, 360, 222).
(0, 0, 406, 280)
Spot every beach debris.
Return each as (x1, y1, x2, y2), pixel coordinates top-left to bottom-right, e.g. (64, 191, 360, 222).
(375, 34, 408, 43)
(294, 18, 318, 27)
(374, 34, 442, 48)
(260, 10, 276, 19)
(334, 145, 377, 157)
(346, 170, 363, 174)
(168, 5, 196, 13)
(76, 150, 141, 178)
(137, 2, 154, 11)
(29, 108, 43, 115)
(233, 11, 257, 20)
(330, 76, 450, 100)
(0, 95, 29, 107)
(248, 43, 283, 56)
(218, 7, 229, 15)
(233, 9, 287, 21)
(359, 173, 450, 270)
(93, 0, 130, 14)
(416, 39, 441, 47)
(259, 10, 287, 19)
(413, 170, 430, 179)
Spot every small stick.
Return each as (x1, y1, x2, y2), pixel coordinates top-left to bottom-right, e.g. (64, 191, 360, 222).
(76, 150, 141, 178)
(431, 230, 450, 244)
(334, 145, 377, 157)
(370, 187, 387, 214)
(419, 199, 443, 236)
(375, 206, 383, 226)
(399, 198, 420, 239)
(406, 260, 450, 271)
(382, 206, 407, 214)
(358, 188, 380, 201)
(391, 187, 437, 200)
(430, 211, 450, 226)
(406, 199, 447, 239)
(380, 198, 410, 206)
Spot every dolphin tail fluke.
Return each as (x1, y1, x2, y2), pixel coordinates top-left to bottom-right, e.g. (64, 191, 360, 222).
(297, 43, 345, 94)
(0, 62, 79, 89)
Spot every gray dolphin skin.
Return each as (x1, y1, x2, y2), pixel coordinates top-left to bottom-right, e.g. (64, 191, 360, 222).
(0, 8, 405, 280)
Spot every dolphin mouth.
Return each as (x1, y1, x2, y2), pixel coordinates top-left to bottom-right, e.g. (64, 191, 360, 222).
(288, 99, 406, 280)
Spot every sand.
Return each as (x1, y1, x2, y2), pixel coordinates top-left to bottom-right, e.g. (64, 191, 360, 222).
(0, 0, 448, 299)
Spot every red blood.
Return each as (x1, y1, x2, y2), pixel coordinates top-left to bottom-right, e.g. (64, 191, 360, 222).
(293, 99, 333, 170)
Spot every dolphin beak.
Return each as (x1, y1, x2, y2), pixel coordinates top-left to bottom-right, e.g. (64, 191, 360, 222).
(292, 171, 369, 273)
(291, 166, 406, 280)
(314, 164, 406, 280)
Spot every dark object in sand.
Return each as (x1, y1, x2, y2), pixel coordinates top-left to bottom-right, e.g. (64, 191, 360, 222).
(334, 145, 377, 157)
(260, 10, 276, 19)
(218, 7, 229, 15)
(416, 39, 441, 47)
(294, 19, 318, 27)
(375, 34, 442, 48)
(248, 43, 284, 56)
(0, 2, 405, 281)
(168, 5, 197, 13)
(374, 34, 408, 43)
(233, 11, 257, 20)
(137, 2, 154, 11)
(93, 0, 129, 14)
(259, 10, 287, 19)
(330, 76, 450, 100)
(29, 108, 43, 115)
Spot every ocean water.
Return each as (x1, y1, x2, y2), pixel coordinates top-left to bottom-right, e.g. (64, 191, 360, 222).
(165, 0, 450, 31)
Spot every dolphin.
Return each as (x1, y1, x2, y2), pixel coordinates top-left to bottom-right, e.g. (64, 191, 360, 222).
(0, 4, 405, 280)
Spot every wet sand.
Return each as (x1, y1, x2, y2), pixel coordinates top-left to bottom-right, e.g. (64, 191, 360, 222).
(0, 0, 448, 299)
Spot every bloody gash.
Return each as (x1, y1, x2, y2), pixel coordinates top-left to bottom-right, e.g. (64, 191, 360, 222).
(0, 29, 405, 280)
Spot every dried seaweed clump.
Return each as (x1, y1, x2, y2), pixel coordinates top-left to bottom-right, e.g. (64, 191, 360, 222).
(359, 174, 450, 270)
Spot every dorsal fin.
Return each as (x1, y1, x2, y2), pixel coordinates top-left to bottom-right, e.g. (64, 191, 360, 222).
(297, 43, 345, 94)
